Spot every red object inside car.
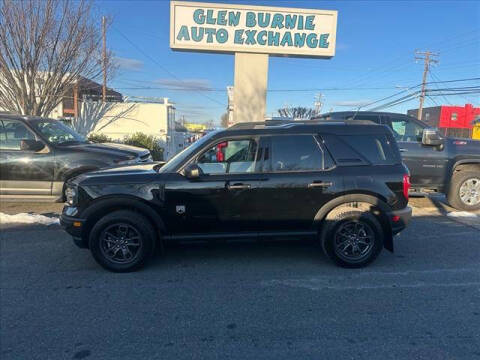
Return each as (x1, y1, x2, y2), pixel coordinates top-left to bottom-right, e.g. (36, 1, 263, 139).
(216, 142, 228, 162)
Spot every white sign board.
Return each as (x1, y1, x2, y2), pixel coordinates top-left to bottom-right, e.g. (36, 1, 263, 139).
(170, 1, 337, 58)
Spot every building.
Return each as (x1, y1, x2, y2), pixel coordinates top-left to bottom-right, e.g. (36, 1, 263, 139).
(56, 77, 123, 120)
(407, 104, 480, 138)
(0, 74, 122, 120)
(89, 98, 189, 160)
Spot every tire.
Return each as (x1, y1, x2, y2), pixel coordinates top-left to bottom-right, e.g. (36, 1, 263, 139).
(322, 210, 384, 268)
(88, 210, 156, 272)
(447, 171, 480, 211)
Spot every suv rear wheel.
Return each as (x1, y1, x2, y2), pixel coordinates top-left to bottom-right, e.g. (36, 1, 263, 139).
(322, 209, 384, 268)
(447, 171, 480, 211)
(89, 210, 156, 272)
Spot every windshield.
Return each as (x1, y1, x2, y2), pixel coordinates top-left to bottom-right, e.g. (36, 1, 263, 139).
(30, 119, 87, 145)
(159, 131, 219, 173)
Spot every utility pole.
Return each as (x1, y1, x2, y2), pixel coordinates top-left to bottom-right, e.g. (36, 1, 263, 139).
(314, 93, 324, 116)
(102, 16, 107, 103)
(415, 50, 438, 120)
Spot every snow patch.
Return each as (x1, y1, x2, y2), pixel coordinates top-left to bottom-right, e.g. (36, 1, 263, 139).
(0, 212, 60, 226)
(447, 211, 478, 218)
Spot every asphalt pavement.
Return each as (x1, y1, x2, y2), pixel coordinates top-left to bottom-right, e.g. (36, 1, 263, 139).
(1, 200, 480, 360)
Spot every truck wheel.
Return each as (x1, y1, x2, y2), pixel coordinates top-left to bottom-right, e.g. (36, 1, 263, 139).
(447, 171, 480, 211)
(322, 210, 384, 268)
(89, 210, 156, 272)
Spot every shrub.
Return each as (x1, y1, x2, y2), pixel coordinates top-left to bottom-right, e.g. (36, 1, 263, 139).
(123, 132, 164, 161)
(88, 133, 112, 143)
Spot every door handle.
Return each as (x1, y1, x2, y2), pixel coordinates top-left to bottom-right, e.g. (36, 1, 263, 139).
(308, 181, 332, 188)
(227, 183, 251, 190)
(399, 148, 408, 152)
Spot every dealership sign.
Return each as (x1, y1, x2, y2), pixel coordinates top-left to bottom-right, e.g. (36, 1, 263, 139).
(170, 1, 337, 58)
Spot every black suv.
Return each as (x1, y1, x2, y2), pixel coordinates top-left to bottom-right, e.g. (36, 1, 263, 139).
(315, 112, 480, 211)
(61, 121, 412, 272)
(0, 114, 152, 202)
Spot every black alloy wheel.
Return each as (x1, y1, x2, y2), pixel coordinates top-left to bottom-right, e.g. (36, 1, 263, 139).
(89, 210, 156, 272)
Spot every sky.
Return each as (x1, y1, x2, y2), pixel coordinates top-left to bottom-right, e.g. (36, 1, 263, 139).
(94, 0, 480, 125)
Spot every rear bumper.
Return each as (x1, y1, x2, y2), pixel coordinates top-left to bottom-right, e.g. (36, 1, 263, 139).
(389, 206, 412, 235)
(60, 207, 88, 248)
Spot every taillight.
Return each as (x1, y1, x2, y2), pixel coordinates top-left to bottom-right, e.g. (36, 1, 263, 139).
(403, 174, 411, 200)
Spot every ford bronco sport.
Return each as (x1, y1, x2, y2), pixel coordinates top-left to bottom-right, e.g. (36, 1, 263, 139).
(61, 120, 412, 272)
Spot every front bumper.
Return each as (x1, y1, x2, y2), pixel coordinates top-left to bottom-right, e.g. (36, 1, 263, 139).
(60, 206, 88, 248)
(389, 206, 412, 235)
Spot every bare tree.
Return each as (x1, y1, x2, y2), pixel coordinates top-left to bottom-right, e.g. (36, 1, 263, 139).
(277, 106, 315, 120)
(220, 112, 229, 128)
(0, 0, 115, 116)
(74, 99, 137, 136)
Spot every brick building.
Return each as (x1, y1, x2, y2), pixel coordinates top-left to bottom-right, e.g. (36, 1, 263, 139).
(407, 104, 480, 138)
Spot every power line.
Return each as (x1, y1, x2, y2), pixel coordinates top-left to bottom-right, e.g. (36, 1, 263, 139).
(112, 26, 226, 107)
(365, 82, 480, 112)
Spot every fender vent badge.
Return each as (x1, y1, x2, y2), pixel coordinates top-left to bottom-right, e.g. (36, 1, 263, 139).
(176, 205, 186, 215)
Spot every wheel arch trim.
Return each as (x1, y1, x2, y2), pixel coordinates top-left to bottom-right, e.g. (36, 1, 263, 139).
(81, 196, 166, 236)
(314, 193, 394, 252)
(452, 159, 480, 173)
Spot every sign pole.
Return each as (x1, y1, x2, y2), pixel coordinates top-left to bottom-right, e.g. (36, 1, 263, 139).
(233, 52, 269, 123)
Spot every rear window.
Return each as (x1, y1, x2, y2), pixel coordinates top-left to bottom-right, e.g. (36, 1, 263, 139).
(322, 134, 400, 165)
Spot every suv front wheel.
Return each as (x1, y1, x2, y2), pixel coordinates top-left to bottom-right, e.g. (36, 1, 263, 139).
(89, 210, 156, 272)
(322, 209, 384, 268)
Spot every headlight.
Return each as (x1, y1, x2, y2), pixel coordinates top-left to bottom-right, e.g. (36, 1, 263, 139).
(65, 186, 77, 205)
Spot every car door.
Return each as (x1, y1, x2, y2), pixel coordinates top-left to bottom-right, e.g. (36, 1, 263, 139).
(0, 119, 54, 195)
(384, 115, 449, 187)
(163, 136, 265, 235)
(254, 134, 341, 232)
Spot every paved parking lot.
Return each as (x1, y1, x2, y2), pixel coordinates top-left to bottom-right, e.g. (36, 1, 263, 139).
(1, 197, 479, 360)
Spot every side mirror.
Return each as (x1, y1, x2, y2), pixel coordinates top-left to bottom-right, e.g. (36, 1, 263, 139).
(20, 139, 45, 152)
(422, 128, 443, 146)
(184, 163, 203, 180)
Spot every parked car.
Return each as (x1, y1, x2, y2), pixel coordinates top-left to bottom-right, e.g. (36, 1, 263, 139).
(0, 114, 152, 202)
(61, 120, 411, 272)
(314, 111, 480, 211)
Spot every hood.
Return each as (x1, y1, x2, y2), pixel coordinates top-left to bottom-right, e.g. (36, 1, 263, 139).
(71, 163, 162, 186)
(66, 142, 150, 159)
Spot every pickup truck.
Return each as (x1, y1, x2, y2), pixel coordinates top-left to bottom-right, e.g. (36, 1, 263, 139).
(314, 111, 480, 211)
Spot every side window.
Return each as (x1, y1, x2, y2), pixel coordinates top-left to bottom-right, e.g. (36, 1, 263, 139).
(0, 120, 35, 150)
(196, 139, 258, 174)
(390, 117, 424, 142)
(323, 134, 400, 165)
(268, 135, 325, 172)
(339, 135, 399, 165)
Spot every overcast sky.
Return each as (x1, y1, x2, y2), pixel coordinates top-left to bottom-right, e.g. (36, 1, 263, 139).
(96, 0, 480, 124)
